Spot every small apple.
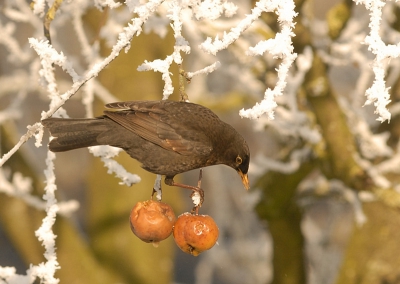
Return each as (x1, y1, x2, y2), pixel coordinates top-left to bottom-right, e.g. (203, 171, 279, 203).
(129, 200, 176, 244)
(173, 212, 219, 256)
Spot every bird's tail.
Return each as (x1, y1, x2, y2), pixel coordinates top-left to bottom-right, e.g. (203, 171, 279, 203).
(41, 117, 110, 152)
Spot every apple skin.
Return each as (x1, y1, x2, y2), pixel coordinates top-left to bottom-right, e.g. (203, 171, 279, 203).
(173, 212, 219, 256)
(129, 200, 176, 244)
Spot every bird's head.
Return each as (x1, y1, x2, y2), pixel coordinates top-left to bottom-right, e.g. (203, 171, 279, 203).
(224, 139, 250, 190)
(234, 153, 250, 190)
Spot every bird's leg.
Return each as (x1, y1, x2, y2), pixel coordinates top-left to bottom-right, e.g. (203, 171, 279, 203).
(164, 170, 204, 214)
(151, 175, 163, 201)
(197, 168, 203, 188)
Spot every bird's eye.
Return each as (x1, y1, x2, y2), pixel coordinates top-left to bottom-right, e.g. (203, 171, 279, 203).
(236, 156, 242, 165)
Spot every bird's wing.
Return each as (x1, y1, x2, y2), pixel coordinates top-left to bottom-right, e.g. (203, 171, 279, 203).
(104, 101, 213, 156)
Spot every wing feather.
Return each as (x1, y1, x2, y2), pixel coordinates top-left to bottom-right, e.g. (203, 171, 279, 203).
(103, 101, 212, 156)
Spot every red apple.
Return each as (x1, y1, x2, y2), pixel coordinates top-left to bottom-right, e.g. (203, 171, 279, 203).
(173, 212, 219, 256)
(129, 200, 176, 244)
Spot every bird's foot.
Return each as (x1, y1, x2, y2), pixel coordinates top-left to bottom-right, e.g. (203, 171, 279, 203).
(165, 169, 204, 214)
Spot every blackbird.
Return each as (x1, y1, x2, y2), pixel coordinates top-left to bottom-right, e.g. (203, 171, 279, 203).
(42, 100, 250, 199)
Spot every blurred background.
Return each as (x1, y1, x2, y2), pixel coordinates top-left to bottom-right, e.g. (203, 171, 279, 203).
(2, 0, 400, 283)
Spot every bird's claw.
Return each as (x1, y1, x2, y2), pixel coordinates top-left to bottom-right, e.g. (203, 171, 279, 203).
(164, 169, 205, 214)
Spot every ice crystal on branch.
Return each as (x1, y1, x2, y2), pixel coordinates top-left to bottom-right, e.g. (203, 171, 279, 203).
(355, 0, 400, 122)
(29, 39, 80, 83)
(239, 0, 298, 119)
(89, 146, 141, 186)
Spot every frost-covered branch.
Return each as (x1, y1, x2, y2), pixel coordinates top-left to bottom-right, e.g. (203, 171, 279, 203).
(251, 147, 312, 177)
(0, 169, 79, 217)
(0, 151, 68, 283)
(186, 61, 221, 79)
(199, 0, 271, 55)
(137, 1, 191, 99)
(0, 123, 43, 167)
(355, 0, 400, 122)
(89, 146, 141, 186)
(239, 0, 298, 119)
(32, 151, 60, 284)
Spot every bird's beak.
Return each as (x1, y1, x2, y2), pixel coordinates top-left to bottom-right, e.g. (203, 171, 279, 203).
(238, 170, 250, 190)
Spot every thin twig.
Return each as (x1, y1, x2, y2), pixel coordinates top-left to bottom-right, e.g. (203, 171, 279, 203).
(44, 0, 64, 44)
(178, 64, 190, 102)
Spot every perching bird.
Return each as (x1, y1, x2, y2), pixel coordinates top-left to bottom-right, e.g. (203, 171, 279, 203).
(42, 100, 250, 200)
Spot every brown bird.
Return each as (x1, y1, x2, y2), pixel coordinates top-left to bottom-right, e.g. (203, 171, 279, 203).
(42, 100, 250, 204)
